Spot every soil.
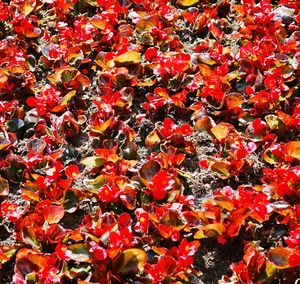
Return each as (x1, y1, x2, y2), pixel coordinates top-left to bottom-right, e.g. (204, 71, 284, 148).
(193, 238, 244, 284)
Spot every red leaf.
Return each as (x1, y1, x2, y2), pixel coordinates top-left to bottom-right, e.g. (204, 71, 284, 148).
(42, 205, 65, 224)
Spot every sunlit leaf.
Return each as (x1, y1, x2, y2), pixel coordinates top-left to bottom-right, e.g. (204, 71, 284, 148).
(194, 229, 206, 239)
(177, 0, 199, 8)
(89, 17, 106, 30)
(0, 135, 10, 151)
(48, 67, 78, 85)
(284, 141, 300, 160)
(211, 123, 232, 142)
(67, 244, 91, 262)
(225, 93, 245, 109)
(81, 156, 104, 167)
(112, 249, 147, 275)
(22, 0, 36, 16)
(263, 149, 279, 164)
(151, 246, 168, 255)
(198, 54, 217, 65)
(24, 28, 41, 38)
(204, 223, 226, 237)
(42, 205, 65, 224)
(212, 195, 234, 211)
(84, 0, 99, 6)
(115, 51, 140, 66)
(67, 47, 84, 66)
(198, 63, 214, 76)
(52, 90, 77, 113)
(90, 116, 114, 133)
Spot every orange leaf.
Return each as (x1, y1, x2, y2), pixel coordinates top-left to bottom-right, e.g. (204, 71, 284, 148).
(0, 177, 9, 196)
(89, 17, 106, 30)
(204, 223, 226, 237)
(284, 141, 300, 160)
(225, 93, 245, 109)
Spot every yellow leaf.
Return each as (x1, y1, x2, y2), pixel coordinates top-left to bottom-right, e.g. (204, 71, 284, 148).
(151, 246, 168, 255)
(198, 63, 214, 76)
(265, 115, 280, 130)
(194, 229, 206, 239)
(211, 123, 232, 141)
(23, 28, 41, 38)
(48, 67, 78, 85)
(23, 0, 36, 16)
(213, 195, 235, 211)
(67, 47, 83, 66)
(177, 0, 199, 7)
(204, 223, 226, 237)
(115, 51, 140, 66)
(263, 149, 279, 165)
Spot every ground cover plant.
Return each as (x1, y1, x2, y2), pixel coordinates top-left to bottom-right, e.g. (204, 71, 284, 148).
(0, 0, 299, 283)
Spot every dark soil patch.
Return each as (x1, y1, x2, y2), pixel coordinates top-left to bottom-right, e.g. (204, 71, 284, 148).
(0, 259, 15, 284)
(193, 238, 244, 284)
